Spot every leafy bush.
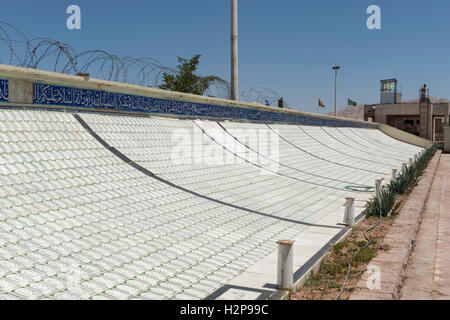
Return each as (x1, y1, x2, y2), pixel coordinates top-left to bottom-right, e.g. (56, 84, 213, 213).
(353, 247, 377, 264)
(332, 241, 348, 254)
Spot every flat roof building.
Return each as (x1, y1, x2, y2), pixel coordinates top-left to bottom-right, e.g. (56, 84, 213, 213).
(364, 81, 450, 142)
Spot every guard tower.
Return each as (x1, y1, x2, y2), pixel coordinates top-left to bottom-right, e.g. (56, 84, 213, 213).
(380, 79, 402, 104)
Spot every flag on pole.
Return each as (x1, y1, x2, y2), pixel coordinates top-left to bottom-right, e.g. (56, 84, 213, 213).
(347, 98, 357, 106)
(318, 99, 326, 108)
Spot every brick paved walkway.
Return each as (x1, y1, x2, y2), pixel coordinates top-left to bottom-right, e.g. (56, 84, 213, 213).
(401, 154, 450, 300)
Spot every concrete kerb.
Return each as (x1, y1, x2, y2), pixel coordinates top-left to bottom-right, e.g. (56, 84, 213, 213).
(350, 150, 442, 300)
(376, 123, 434, 149)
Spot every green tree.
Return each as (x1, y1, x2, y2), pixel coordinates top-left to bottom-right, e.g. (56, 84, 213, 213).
(159, 54, 214, 95)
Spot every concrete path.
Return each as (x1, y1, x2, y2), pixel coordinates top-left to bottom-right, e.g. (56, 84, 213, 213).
(401, 154, 450, 300)
(210, 205, 367, 300)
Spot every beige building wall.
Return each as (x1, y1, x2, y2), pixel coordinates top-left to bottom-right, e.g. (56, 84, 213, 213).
(374, 103, 419, 123)
(444, 126, 450, 153)
(371, 101, 450, 143)
(433, 103, 450, 123)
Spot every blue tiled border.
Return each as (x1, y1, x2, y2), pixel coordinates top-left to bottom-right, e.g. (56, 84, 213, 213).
(33, 82, 375, 128)
(0, 79, 8, 102)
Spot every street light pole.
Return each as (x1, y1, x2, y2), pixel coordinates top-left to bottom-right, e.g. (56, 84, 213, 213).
(231, 0, 239, 100)
(332, 65, 340, 117)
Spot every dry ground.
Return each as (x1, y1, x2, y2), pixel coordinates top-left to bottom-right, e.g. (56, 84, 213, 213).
(291, 195, 408, 300)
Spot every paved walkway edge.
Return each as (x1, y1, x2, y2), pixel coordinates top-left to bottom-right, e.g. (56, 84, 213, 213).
(350, 150, 442, 300)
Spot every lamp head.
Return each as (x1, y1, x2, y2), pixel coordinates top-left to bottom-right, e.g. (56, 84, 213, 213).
(332, 65, 340, 71)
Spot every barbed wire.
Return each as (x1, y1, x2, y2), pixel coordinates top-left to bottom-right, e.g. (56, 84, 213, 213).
(0, 20, 285, 104)
(0, 21, 177, 87)
(240, 87, 290, 108)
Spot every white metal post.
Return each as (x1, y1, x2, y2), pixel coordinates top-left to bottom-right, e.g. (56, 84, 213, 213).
(375, 179, 382, 198)
(231, 0, 239, 100)
(344, 197, 355, 227)
(392, 168, 398, 180)
(277, 240, 294, 290)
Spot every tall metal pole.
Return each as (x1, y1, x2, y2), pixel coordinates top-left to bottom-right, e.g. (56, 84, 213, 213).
(231, 0, 239, 100)
(334, 70, 337, 116)
(332, 66, 340, 117)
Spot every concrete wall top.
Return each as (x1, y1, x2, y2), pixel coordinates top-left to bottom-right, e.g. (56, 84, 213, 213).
(0, 64, 433, 147)
(0, 64, 375, 128)
(377, 123, 433, 148)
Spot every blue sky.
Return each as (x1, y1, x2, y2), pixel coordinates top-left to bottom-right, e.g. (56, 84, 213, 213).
(1, 0, 450, 114)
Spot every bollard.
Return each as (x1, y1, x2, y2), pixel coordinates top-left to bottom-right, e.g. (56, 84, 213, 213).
(375, 179, 382, 198)
(392, 168, 398, 180)
(277, 240, 294, 290)
(414, 154, 418, 161)
(344, 197, 355, 227)
(409, 158, 413, 165)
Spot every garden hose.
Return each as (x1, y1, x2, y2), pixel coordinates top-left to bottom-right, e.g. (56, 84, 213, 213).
(335, 147, 437, 299)
(335, 209, 386, 300)
(344, 185, 375, 193)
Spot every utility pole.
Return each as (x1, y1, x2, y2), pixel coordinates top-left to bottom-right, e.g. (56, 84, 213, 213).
(332, 65, 340, 117)
(231, 0, 239, 100)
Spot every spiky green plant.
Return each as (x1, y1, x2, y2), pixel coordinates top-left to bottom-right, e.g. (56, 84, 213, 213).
(391, 165, 419, 195)
(364, 145, 436, 217)
(389, 145, 436, 195)
(364, 186, 401, 217)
